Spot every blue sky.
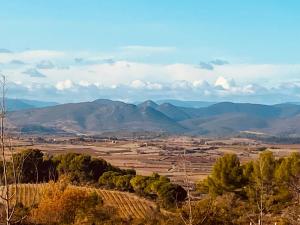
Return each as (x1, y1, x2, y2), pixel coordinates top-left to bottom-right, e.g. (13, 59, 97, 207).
(1, 0, 300, 103)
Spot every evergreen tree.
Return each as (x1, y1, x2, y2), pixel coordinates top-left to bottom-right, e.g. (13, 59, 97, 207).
(204, 154, 244, 195)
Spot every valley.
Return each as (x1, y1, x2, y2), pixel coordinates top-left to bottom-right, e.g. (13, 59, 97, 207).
(12, 135, 300, 184)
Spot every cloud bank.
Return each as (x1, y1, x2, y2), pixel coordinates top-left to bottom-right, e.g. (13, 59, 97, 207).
(1, 48, 300, 104)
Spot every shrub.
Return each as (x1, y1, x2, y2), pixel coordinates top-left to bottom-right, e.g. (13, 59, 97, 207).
(157, 183, 187, 209)
(29, 181, 119, 225)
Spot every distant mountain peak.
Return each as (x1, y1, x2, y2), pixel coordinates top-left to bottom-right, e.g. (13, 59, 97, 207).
(138, 100, 158, 108)
(93, 99, 115, 104)
(156, 99, 216, 108)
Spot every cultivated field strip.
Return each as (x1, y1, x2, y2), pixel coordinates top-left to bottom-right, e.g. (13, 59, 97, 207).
(80, 187, 157, 219)
(0, 184, 158, 219)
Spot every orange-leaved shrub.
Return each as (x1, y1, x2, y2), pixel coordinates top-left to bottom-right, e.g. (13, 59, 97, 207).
(29, 180, 118, 225)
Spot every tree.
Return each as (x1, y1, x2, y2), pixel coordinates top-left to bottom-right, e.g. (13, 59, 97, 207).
(194, 151, 298, 224)
(201, 154, 244, 196)
(276, 152, 300, 204)
(146, 175, 170, 194)
(57, 153, 92, 182)
(115, 174, 134, 191)
(246, 151, 278, 225)
(55, 153, 122, 183)
(0, 75, 23, 225)
(89, 158, 115, 181)
(98, 171, 121, 189)
(157, 183, 187, 209)
(275, 152, 300, 224)
(130, 175, 151, 196)
(13, 149, 43, 183)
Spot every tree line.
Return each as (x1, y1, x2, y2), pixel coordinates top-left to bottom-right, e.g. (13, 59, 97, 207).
(189, 151, 300, 224)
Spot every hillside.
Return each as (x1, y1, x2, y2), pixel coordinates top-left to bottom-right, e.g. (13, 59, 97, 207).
(8, 99, 186, 134)
(7, 99, 300, 137)
(1, 183, 159, 219)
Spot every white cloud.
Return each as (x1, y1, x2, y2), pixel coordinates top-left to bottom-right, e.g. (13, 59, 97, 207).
(79, 80, 91, 87)
(2, 49, 300, 104)
(213, 64, 300, 87)
(130, 80, 146, 89)
(147, 82, 163, 90)
(4, 49, 300, 89)
(193, 80, 209, 88)
(130, 80, 162, 90)
(215, 76, 231, 90)
(55, 80, 74, 91)
(4, 78, 300, 104)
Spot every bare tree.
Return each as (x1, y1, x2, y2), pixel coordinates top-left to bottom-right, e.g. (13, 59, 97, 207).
(0, 75, 19, 225)
(183, 149, 193, 225)
(258, 159, 265, 225)
(175, 145, 224, 225)
(174, 149, 193, 225)
(0, 75, 40, 225)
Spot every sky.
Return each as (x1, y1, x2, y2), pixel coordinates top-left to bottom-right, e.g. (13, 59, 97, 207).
(0, 0, 300, 104)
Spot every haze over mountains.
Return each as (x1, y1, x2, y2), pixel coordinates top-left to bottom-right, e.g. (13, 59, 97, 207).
(6, 99, 300, 137)
(6, 99, 58, 111)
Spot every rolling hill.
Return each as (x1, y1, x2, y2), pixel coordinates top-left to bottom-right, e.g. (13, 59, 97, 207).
(7, 99, 300, 137)
(8, 99, 186, 135)
(1, 183, 159, 219)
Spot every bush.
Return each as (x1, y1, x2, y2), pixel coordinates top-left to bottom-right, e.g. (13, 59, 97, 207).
(157, 183, 187, 209)
(29, 181, 120, 225)
(115, 174, 134, 191)
(54, 153, 122, 183)
(98, 171, 122, 188)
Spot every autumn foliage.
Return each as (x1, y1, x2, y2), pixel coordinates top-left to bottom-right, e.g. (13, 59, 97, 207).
(29, 180, 118, 225)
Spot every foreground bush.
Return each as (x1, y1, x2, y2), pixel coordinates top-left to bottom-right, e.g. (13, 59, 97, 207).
(29, 181, 121, 225)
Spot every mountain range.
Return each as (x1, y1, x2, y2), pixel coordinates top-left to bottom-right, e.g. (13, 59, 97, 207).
(7, 99, 300, 137)
(6, 99, 58, 111)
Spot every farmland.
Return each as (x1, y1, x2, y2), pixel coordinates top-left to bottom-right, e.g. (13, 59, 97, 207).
(11, 135, 300, 184)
